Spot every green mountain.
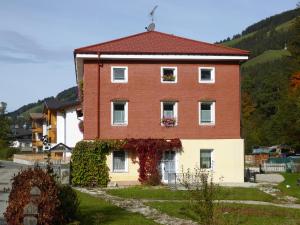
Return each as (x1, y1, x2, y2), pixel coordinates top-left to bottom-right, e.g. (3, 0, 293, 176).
(8, 86, 78, 126)
(220, 7, 300, 152)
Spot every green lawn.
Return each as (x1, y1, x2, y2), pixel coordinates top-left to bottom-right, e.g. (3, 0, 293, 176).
(106, 186, 275, 202)
(72, 191, 158, 225)
(278, 173, 300, 201)
(146, 201, 300, 225)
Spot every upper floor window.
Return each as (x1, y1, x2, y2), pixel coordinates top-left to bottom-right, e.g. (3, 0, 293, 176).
(161, 67, 177, 83)
(199, 101, 215, 125)
(111, 101, 128, 126)
(111, 66, 128, 83)
(161, 101, 178, 127)
(199, 67, 215, 83)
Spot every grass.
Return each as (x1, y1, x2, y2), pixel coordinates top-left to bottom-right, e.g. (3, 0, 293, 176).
(278, 173, 300, 201)
(242, 49, 291, 68)
(222, 31, 257, 47)
(72, 191, 158, 225)
(146, 201, 300, 225)
(106, 186, 275, 202)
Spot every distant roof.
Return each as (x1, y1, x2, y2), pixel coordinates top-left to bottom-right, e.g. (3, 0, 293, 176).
(74, 31, 249, 56)
(44, 98, 80, 111)
(11, 127, 32, 138)
(29, 113, 44, 120)
(49, 143, 72, 152)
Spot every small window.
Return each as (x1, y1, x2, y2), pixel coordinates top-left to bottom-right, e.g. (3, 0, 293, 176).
(161, 101, 178, 127)
(199, 67, 215, 83)
(200, 149, 212, 169)
(111, 66, 128, 83)
(199, 102, 215, 125)
(113, 150, 128, 172)
(161, 67, 177, 83)
(111, 101, 128, 125)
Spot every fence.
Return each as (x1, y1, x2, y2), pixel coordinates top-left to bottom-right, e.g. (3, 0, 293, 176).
(262, 163, 286, 173)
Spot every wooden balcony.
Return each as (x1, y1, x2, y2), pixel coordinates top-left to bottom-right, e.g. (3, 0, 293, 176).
(32, 140, 43, 147)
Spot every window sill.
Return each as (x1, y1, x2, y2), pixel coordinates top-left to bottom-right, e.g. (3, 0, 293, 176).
(199, 81, 215, 84)
(199, 123, 215, 126)
(161, 81, 177, 84)
(111, 123, 128, 127)
(112, 170, 128, 173)
(111, 81, 128, 83)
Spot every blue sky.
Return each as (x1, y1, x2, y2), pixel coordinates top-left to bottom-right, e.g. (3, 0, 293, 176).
(0, 0, 298, 112)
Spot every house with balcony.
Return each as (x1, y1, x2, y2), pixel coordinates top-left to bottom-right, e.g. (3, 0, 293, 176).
(74, 30, 249, 184)
(30, 113, 44, 152)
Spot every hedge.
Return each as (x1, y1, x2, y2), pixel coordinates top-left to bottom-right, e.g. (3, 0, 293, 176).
(71, 140, 123, 187)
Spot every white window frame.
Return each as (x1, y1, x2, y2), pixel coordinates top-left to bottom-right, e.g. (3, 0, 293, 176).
(161, 101, 178, 126)
(111, 66, 128, 83)
(200, 149, 214, 170)
(199, 101, 215, 125)
(161, 67, 178, 83)
(199, 67, 215, 84)
(111, 101, 128, 126)
(112, 150, 128, 173)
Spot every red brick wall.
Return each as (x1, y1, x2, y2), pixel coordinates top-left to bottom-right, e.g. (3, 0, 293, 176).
(83, 60, 241, 140)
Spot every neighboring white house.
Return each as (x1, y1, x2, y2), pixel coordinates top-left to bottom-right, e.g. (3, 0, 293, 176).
(43, 99, 83, 150)
(56, 105, 83, 148)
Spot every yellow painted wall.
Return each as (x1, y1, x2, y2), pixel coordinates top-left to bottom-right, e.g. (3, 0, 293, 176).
(107, 139, 244, 184)
(179, 139, 244, 183)
(107, 150, 139, 182)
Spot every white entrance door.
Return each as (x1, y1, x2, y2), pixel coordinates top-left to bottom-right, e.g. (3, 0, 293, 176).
(161, 151, 176, 183)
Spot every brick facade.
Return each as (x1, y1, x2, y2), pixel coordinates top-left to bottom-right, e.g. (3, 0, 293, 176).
(83, 60, 241, 140)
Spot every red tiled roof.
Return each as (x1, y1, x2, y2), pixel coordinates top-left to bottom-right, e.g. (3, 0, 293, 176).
(74, 31, 249, 56)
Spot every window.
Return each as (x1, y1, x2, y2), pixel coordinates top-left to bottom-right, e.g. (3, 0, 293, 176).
(199, 67, 215, 83)
(161, 101, 178, 126)
(199, 102, 215, 125)
(161, 67, 177, 83)
(113, 150, 128, 172)
(200, 149, 212, 169)
(111, 66, 128, 83)
(111, 101, 128, 125)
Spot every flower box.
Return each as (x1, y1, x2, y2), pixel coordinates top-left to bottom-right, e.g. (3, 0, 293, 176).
(161, 117, 176, 127)
(162, 74, 176, 82)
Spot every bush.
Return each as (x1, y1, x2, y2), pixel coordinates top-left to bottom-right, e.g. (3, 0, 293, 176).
(4, 167, 64, 224)
(71, 140, 123, 187)
(58, 185, 79, 223)
(0, 147, 20, 159)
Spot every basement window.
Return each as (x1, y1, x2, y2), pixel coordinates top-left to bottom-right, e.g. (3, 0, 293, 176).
(111, 66, 128, 83)
(113, 150, 128, 172)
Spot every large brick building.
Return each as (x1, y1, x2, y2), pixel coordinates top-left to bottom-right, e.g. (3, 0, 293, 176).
(74, 31, 249, 184)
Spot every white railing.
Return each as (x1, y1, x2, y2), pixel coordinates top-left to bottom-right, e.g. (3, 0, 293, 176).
(262, 163, 286, 173)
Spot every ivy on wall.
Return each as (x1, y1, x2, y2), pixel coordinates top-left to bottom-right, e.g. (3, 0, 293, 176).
(71, 140, 124, 187)
(124, 138, 182, 185)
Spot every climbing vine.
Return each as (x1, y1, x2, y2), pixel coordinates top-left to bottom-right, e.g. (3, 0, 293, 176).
(123, 138, 182, 185)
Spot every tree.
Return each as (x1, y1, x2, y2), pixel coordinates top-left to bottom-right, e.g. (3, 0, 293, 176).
(0, 102, 11, 147)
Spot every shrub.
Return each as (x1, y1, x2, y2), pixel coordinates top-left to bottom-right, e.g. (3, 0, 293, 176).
(0, 147, 20, 159)
(58, 185, 79, 223)
(4, 167, 64, 225)
(71, 140, 123, 187)
(124, 138, 182, 185)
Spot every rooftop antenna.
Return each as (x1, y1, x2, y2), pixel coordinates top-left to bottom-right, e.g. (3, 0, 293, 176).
(145, 5, 158, 31)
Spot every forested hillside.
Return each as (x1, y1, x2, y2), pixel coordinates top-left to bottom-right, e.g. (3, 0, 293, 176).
(220, 7, 300, 152)
(8, 86, 78, 126)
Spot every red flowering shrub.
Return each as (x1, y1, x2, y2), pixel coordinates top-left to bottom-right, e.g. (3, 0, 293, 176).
(4, 167, 64, 225)
(124, 138, 182, 185)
